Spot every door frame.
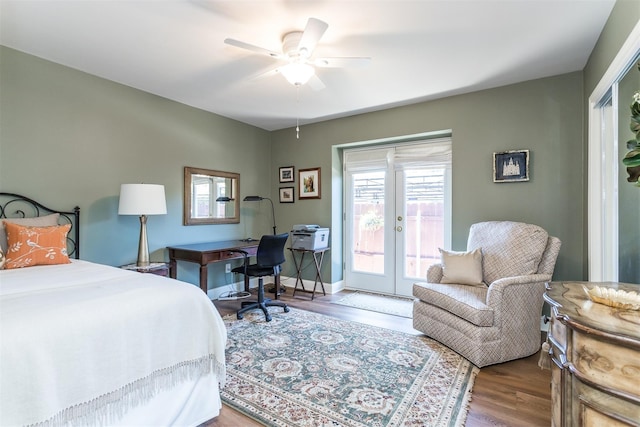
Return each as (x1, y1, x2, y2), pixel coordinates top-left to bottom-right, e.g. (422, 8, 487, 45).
(588, 22, 640, 281)
(342, 136, 452, 296)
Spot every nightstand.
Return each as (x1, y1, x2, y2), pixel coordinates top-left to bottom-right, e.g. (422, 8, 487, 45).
(120, 262, 169, 277)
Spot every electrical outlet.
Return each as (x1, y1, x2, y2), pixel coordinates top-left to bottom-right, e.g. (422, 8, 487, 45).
(225, 263, 231, 273)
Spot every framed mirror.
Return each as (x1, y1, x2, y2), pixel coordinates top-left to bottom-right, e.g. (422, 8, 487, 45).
(183, 167, 240, 225)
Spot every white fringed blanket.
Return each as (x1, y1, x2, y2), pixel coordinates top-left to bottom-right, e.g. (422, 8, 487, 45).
(0, 260, 227, 426)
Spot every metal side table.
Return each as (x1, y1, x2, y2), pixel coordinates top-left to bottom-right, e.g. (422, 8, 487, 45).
(289, 247, 329, 300)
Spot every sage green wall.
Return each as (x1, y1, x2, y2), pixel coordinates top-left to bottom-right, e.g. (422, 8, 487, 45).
(0, 46, 272, 291)
(3, 0, 638, 290)
(272, 72, 584, 284)
(584, 0, 640, 96)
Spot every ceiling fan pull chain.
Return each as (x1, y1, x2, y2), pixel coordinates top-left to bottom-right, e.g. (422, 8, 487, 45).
(296, 86, 300, 139)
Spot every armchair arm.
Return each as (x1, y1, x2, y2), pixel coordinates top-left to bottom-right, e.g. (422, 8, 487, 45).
(426, 263, 444, 283)
(486, 273, 551, 313)
(490, 273, 552, 288)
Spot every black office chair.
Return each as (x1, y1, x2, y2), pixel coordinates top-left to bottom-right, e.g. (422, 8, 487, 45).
(232, 233, 290, 322)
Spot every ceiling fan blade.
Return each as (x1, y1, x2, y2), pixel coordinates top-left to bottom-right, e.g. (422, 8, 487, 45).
(224, 38, 282, 59)
(307, 74, 326, 91)
(251, 67, 281, 81)
(298, 18, 328, 56)
(314, 57, 371, 68)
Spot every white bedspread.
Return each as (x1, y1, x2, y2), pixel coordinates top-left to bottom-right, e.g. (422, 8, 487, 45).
(0, 260, 227, 426)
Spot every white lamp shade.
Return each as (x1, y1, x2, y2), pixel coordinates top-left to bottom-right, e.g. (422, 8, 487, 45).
(280, 63, 315, 86)
(118, 184, 167, 215)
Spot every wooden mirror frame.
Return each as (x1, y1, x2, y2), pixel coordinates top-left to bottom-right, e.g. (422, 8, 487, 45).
(183, 167, 240, 225)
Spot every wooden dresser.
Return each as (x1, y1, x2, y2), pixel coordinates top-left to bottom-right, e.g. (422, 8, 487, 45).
(544, 282, 640, 426)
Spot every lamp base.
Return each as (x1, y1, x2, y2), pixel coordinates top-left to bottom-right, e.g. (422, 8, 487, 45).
(136, 215, 150, 267)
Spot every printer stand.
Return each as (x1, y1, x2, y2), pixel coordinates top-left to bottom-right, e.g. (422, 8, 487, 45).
(289, 247, 329, 300)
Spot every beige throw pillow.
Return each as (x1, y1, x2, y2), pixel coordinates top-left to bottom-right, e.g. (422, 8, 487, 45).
(439, 248, 485, 286)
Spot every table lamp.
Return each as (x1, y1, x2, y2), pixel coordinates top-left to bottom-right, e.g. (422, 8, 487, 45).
(118, 183, 167, 267)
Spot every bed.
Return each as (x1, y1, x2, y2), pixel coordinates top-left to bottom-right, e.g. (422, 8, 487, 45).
(0, 193, 227, 426)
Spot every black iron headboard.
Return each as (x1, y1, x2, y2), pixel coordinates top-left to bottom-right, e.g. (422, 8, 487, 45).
(0, 192, 80, 259)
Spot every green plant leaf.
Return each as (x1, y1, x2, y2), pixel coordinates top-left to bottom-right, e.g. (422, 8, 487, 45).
(631, 115, 640, 133)
(632, 102, 640, 116)
(622, 149, 640, 167)
(628, 139, 640, 149)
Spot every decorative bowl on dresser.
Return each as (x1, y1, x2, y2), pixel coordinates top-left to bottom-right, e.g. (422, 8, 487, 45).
(544, 281, 640, 427)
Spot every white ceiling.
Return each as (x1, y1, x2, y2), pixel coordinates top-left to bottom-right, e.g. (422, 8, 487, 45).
(0, 0, 616, 131)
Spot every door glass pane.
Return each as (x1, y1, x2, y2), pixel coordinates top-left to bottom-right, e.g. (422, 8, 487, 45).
(618, 68, 640, 283)
(352, 171, 385, 274)
(404, 168, 445, 279)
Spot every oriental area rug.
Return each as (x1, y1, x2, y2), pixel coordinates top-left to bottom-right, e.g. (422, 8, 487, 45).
(221, 308, 478, 426)
(333, 291, 414, 318)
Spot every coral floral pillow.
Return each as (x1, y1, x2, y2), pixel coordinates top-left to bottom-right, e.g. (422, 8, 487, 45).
(3, 222, 71, 269)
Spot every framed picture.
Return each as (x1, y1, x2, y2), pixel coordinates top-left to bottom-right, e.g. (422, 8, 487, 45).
(279, 187, 294, 203)
(493, 150, 530, 183)
(298, 167, 321, 199)
(279, 166, 295, 183)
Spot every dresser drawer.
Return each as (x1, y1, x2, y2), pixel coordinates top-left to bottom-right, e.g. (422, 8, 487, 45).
(572, 374, 640, 426)
(571, 331, 640, 402)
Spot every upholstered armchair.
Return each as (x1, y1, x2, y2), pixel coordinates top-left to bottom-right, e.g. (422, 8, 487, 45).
(413, 221, 561, 367)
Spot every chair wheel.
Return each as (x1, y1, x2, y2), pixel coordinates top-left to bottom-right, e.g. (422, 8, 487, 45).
(284, 306, 290, 313)
(266, 315, 272, 322)
(237, 313, 243, 320)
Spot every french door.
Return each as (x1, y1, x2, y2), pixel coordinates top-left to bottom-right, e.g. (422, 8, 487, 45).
(344, 140, 451, 297)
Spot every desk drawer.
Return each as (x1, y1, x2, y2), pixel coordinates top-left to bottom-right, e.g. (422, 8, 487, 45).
(219, 247, 257, 260)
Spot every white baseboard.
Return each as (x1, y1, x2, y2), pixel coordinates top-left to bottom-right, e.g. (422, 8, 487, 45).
(209, 276, 344, 300)
(279, 275, 344, 295)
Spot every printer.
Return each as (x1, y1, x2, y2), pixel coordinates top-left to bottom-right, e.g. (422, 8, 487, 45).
(291, 224, 330, 250)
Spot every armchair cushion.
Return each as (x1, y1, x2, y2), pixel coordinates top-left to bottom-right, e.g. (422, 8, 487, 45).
(414, 282, 493, 327)
(467, 221, 548, 285)
(439, 248, 485, 286)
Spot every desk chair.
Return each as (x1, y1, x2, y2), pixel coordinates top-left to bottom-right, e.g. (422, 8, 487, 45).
(232, 233, 290, 322)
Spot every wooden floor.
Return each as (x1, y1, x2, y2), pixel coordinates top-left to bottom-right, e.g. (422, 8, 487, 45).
(206, 289, 551, 427)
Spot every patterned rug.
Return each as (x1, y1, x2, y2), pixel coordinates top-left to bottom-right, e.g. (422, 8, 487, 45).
(333, 291, 414, 318)
(221, 308, 478, 426)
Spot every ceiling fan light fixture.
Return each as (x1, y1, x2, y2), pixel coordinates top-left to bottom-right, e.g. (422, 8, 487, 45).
(280, 63, 315, 86)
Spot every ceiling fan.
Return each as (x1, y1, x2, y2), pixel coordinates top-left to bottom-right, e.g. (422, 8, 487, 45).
(224, 18, 371, 90)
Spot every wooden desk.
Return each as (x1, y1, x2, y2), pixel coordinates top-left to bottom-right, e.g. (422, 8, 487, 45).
(167, 240, 258, 294)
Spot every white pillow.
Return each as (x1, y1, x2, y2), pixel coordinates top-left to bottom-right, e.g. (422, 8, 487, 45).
(439, 248, 485, 286)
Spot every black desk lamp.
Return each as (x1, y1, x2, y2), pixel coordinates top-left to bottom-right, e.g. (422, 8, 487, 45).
(243, 196, 276, 235)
